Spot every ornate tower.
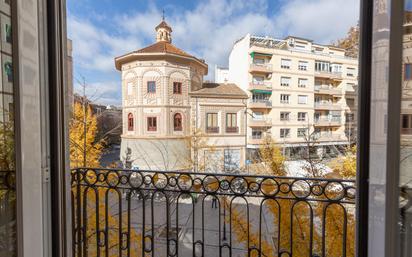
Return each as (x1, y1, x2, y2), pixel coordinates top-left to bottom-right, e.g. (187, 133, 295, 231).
(155, 18, 172, 43)
(115, 19, 208, 171)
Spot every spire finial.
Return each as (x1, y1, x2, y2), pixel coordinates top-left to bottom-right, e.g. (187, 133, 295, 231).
(162, 9, 165, 21)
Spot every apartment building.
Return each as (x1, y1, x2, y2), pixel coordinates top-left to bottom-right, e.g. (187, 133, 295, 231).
(114, 19, 247, 172)
(228, 34, 358, 157)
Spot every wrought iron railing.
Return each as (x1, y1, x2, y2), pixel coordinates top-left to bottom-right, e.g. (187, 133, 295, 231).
(71, 168, 356, 257)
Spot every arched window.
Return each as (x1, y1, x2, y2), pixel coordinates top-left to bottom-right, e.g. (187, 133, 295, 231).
(174, 113, 182, 131)
(128, 113, 134, 131)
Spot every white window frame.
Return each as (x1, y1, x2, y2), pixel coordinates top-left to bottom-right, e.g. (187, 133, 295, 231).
(298, 61, 308, 71)
(280, 94, 290, 104)
(298, 112, 307, 121)
(280, 77, 291, 87)
(280, 112, 290, 121)
(298, 95, 308, 104)
(280, 128, 291, 138)
(298, 78, 308, 88)
(281, 58, 291, 69)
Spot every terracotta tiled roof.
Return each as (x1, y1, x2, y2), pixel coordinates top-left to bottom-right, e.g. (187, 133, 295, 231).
(136, 41, 194, 58)
(155, 20, 172, 31)
(190, 83, 248, 99)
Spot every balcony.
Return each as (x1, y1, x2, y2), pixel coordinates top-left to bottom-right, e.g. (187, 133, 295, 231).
(248, 81, 272, 92)
(314, 85, 342, 96)
(314, 117, 342, 127)
(248, 99, 272, 109)
(402, 128, 412, 135)
(225, 127, 239, 133)
(249, 118, 272, 127)
(206, 127, 220, 133)
(314, 102, 341, 110)
(249, 63, 273, 73)
(313, 133, 344, 142)
(314, 70, 343, 80)
(248, 136, 264, 144)
(345, 90, 357, 98)
(71, 168, 356, 257)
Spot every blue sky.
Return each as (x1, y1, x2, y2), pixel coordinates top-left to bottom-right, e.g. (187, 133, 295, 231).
(67, 0, 360, 105)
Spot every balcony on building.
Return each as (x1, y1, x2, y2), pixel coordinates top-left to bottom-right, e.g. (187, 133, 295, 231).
(314, 101, 341, 110)
(313, 132, 344, 142)
(314, 116, 342, 126)
(71, 167, 356, 257)
(206, 126, 220, 133)
(249, 63, 273, 73)
(314, 85, 342, 96)
(248, 81, 272, 92)
(226, 126, 239, 133)
(249, 117, 272, 127)
(248, 99, 273, 109)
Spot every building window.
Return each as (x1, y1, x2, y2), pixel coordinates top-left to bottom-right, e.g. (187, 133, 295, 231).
(174, 113, 182, 131)
(298, 78, 308, 88)
(347, 67, 355, 77)
(281, 59, 291, 69)
(280, 128, 290, 138)
(280, 112, 290, 121)
(402, 114, 412, 134)
(298, 61, 308, 71)
(253, 58, 265, 64)
(226, 113, 238, 133)
(147, 81, 156, 93)
(127, 82, 133, 95)
(297, 128, 307, 137)
(346, 113, 354, 122)
(298, 112, 307, 121)
(298, 95, 308, 104)
(331, 63, 343, 73)
(206, 113, 219, 133)
(315, 60, 330, 72)
(147, 117, 157, 131)
(280, 94, 290, 104)
(280, 77, 291, 87)
(252, 129, 263, 139)
(405, 64, 412, 80)
(224, 149, 240, 172)
(128, 113, 134, 131)
(173, 82, 182, 94)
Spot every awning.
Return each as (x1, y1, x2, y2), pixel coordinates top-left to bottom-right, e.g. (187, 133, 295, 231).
(250, 52, 273, 59)
(251, 89, 272, 94)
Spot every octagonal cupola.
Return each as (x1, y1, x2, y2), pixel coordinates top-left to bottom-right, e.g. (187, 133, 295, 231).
(155, 18, 172, 43)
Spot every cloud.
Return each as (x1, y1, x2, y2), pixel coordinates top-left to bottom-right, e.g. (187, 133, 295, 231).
(74, 81, 121, 106)
(274, 0, 360, 44)
(68, 16, 144, 72)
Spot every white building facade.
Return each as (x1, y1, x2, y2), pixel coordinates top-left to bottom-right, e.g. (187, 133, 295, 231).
(228, 34, 359, 157)
(115, 20, 247, 172)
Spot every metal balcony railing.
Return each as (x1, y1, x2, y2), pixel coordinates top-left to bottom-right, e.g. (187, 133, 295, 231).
(225, 127, 239, 133)
(206, 127, 219, 133)
(248, 82, 272, 91)
(71, 168, 356, 257)
(249, 63, 273, 73)
(249, 99, 272, 109)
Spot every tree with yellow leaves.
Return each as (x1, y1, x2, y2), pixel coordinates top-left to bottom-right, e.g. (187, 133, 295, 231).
(0, 114, 15, 171)
(335, 24, 360, 58)
(69, 101, 104, 168)
(329, 145, 357, 179)
(258, 136, 286, 176)
(227, 135, 355, 257)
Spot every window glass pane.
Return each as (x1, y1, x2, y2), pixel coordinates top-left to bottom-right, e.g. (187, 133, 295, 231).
(0, 0, 15, 254)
